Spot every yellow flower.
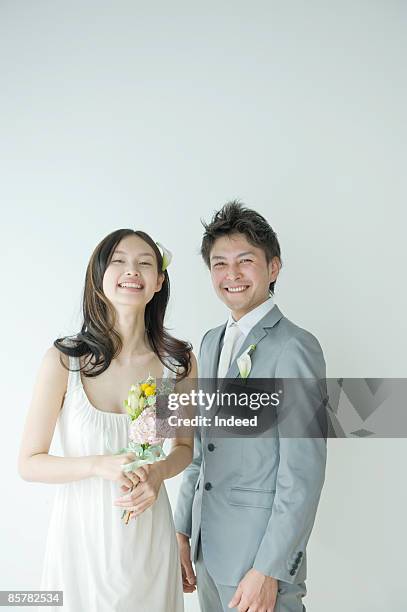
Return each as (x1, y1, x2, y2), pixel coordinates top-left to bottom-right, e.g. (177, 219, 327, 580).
(144, 385, 156, 397)
(140, 383, 149, 392)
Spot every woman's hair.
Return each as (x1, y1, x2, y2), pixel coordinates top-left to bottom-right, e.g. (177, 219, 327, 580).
(54, 228, 192, 379)
(201, 200, 282, 294)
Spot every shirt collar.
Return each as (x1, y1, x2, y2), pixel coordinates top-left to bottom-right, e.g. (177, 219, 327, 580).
(226, 296, 275, 338)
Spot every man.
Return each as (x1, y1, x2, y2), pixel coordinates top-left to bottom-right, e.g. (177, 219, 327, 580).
(175, 201, 327, 612)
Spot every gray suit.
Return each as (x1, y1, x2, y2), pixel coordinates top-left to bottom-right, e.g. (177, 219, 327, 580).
(174, 305, 327, 611)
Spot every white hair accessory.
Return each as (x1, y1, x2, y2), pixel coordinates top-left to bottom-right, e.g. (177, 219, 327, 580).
(155, 242, 172, 272)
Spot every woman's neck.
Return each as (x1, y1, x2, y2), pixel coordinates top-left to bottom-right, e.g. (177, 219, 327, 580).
(114, 309, 151, 363)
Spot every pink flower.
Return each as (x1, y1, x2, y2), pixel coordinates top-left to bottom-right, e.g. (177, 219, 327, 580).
(129, 407, 164, 447)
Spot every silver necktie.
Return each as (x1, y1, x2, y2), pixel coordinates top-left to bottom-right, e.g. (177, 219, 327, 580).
(217, 324, 241, 378)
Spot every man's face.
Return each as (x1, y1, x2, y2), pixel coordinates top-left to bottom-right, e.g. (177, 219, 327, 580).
(209, 233, 280, 320)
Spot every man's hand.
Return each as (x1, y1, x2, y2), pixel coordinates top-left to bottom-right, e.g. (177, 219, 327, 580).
(228, 568, 278, 612)
(176, 533, 197, 593)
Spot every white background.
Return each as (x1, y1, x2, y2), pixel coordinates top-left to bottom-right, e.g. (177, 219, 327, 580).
(1, 1, 406, 610)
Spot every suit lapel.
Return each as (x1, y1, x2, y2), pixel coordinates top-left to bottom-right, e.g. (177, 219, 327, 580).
(203, 323, 226, 379)
(199, 325, 226, 425)
(226, 305, 284, 378)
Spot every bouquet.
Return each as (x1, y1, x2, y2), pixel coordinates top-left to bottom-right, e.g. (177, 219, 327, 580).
(118, 376, 166, 524)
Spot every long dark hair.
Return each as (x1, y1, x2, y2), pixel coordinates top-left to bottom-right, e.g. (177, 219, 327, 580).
(54, 229, 192, 380)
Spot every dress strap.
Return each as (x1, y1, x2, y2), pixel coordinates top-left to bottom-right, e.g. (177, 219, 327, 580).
(67, 355, 81, 393)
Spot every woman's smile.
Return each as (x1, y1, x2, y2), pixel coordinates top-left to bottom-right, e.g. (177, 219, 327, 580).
(117, 281, 144, 292)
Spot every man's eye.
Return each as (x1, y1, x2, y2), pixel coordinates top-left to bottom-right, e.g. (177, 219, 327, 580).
(139, 261, 152, 266)
(213, 262, 225, 268)
(240, 259, 253, 263)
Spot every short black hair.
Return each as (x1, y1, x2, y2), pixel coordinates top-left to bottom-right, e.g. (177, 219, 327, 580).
(201, 200, 282, 294)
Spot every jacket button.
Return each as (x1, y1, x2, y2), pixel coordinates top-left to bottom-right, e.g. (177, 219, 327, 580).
(204, 482, 212, 491)
(208, 443, 215, 451)
(289, 569, 296, 576)
(298, 551, 303, 557)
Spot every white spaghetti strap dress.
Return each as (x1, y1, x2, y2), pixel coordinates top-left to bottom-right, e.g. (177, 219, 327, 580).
(40, 356, 184, 612)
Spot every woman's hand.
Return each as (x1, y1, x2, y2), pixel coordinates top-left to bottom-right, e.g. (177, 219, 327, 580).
(113, 463, 164, 517)
(92, 453, 140, 490)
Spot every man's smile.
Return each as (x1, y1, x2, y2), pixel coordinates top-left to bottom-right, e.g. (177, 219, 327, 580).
(223, 285, 250, 293)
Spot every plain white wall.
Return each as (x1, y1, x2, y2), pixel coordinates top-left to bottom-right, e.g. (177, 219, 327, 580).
(1, 1, 406, 610)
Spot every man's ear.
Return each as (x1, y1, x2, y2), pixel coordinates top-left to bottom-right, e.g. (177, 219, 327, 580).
(269, 256, 281, 282)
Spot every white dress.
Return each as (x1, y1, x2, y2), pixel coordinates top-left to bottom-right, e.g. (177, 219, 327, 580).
(40, 356, 184, 612)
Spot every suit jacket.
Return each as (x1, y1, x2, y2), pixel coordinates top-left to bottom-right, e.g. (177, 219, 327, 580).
(174, 305, 327, 585)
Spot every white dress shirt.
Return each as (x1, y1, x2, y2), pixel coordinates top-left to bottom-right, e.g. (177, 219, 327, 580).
(222, 296, 275, 365)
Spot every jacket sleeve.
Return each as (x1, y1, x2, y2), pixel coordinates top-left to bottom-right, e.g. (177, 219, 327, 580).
(252, 330, 328, 583)
(173, 332, 209, 537)
(173, 428, 202, 537)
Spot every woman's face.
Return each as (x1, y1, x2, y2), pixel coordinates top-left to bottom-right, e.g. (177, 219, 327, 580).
(102, 235, 164, 309)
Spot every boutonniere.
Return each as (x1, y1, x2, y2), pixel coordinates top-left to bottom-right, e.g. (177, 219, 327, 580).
(237, 344, 257, 379)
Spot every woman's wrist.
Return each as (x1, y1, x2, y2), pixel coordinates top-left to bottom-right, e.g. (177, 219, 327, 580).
(87, 455, 100, 478)
(154, 459, 167, 481)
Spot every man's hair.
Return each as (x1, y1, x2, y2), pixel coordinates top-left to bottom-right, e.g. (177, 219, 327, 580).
(201, 200, 282, 294)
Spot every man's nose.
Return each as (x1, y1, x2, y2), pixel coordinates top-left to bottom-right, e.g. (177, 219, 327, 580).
(225, 265, 241, 280)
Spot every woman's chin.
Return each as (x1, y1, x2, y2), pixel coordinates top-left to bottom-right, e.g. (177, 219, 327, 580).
(113, 296, 149, 309)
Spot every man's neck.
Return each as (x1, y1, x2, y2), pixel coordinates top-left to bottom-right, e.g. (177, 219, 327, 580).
(231, 296, 272, 322)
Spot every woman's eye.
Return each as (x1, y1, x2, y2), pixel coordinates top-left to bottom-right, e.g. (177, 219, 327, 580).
(112, 259, 124, 263)
(139, 261, 151, 266)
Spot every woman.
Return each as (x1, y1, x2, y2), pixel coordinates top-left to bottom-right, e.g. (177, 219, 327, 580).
(18, 229, 196, 612)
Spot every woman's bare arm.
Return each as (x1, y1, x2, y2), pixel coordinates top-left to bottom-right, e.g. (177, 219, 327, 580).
(18, 347, 134, 487)
(156, 352, 197, 480)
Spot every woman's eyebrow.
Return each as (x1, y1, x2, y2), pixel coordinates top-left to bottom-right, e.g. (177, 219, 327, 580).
(113, 250, 154, 257)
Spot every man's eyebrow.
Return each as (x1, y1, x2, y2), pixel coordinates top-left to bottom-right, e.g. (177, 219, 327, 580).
(210, 251, 256, 260)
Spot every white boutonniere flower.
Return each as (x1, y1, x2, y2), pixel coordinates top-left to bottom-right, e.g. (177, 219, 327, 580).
(237, 344, 256, 379)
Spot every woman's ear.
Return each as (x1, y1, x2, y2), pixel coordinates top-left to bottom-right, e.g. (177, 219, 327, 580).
(155, 272, 165, 293)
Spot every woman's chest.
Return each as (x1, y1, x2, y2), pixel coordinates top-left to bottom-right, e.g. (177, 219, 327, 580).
(81, 359, 164, 414)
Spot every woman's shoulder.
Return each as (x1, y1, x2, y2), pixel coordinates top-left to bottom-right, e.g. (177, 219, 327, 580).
(53, 335, 83, 367)
(55, 334, 81, 351)
(37, 346, 70, 391)
(163, 351, 197, 378)
(44, 345, 70, 366)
